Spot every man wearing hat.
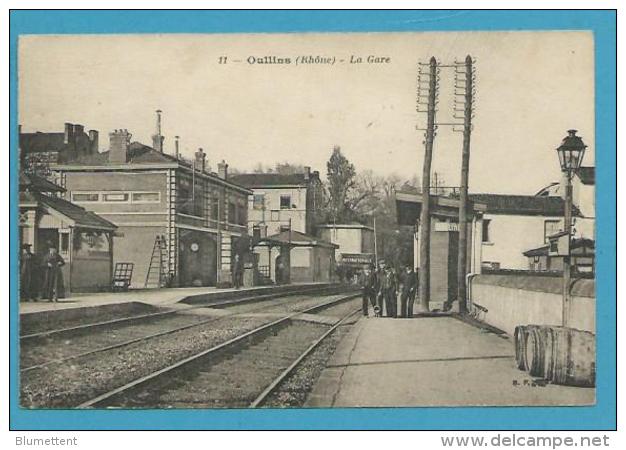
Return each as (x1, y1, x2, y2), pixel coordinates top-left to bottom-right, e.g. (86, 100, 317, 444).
(399, 265, 416, 318)
(380, 262, 398, 318)
(42, 243, 65, 302)
(359, 263, 378, 317)
(20, 243, 36, 301)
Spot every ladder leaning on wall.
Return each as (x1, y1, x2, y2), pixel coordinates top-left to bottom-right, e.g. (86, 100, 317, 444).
(145, 235, 169, 288)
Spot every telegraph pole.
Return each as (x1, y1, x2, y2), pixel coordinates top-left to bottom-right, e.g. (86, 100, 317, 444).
(456, 55, 474, 313)
(418, 56, 438, 312)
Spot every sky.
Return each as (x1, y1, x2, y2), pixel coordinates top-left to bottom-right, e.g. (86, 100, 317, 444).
(18, 31, 594, 194)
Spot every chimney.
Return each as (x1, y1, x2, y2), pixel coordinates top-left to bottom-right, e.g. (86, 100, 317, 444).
(151, 109, 164, 152)
(194, 148, 206, 173)
(73, 124, 84, 136)
(64, 122, 74, 144)
(303, 166, 311, 181)
(88, 130, 99, 153)
(174, 136, 180, 159)
(218, 160, 228, 180)
(109, 129, 131, 164)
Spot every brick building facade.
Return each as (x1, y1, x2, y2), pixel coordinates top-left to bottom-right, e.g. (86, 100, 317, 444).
(22, 124, 251, 288)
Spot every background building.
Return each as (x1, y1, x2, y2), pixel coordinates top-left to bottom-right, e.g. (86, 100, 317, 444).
(317, 223, 375, 270)
(468, 194, 580, 270)
(230, 168, 323, 238)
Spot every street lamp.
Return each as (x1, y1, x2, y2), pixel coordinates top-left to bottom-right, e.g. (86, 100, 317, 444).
(556, 129, 587, 327)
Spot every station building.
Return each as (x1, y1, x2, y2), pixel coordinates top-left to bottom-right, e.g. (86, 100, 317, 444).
(19, 171, 117, 294)
(21, 123, 251, 289)
(395, 189, 486, 304)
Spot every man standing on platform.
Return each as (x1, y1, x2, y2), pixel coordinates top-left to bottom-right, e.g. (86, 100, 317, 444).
(360, 264, 378, 317)
(20, 244, 36, 301)
(233, 254, 243, 289)
(381, 264, 398, 318)
(42, 244, 65, 302)
(408, 268, 418, 318)
(400, 266, 416, 318)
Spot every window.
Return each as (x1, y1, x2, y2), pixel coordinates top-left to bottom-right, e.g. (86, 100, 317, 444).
(211, 197, 219, 221)
(228, 202, 236, 224)
(544, 220, 561, 243)
(102, 192, 129, 202)
(253, 194, 265, 210)
(60, 233, 69, 253)
(132, 192, 160, 203)
(237, 204, 247, 225)
(72, 192, 99, 202)
(280, 194, 291, 209)
(482, 219, 491, 243)
(270, 210, 280, 221)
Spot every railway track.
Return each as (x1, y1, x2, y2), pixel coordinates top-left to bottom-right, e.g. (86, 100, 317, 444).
(20, 288, 356, 373)
(20, 285, 349, 341)
(77, 295, 361, 408)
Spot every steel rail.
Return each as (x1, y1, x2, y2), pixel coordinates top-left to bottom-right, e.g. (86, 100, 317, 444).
(76, 293, 360, 408)
(249, 307, 361, 408)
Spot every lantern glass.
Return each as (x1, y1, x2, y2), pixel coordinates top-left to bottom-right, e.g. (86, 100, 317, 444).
(556, 130, 587, 176)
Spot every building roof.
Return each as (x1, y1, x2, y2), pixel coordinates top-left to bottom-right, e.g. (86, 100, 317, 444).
(259, 229, 338, 248)
(317, 222, 374, 231)
(20, 132, 67, 154)
(577, 166, 595, 185)
(469, 193, 581, 217)
(53, 142, 252, 195)
(67, 141, 176, 165)
(523, 238, 595, 257)
(229, 173, 316, 188)
(394, 190, 487, 224)
(30, 192, 117, 231)
(19, 172, 66, 193)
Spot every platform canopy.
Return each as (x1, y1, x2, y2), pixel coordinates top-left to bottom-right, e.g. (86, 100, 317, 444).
(394, 189, 487, 226)
(254, 229, 338, 249)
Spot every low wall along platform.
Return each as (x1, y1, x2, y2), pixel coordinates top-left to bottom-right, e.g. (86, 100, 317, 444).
(468, 274, 595, 336)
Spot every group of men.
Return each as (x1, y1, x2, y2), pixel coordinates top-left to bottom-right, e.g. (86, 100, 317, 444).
(359, 262, 418, 318)
(20, 243, 66, 302)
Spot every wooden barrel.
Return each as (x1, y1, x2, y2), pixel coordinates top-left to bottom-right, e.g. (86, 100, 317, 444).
(547, 327, 596, 387)
(514, 325, 528, 371)
(542, 326, 557, 380)
(526, 326, 548, 377)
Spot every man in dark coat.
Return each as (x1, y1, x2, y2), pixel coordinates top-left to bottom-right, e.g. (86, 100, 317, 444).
(399, 266, 417, 318)
(20, 244, 36, 301)
(381, 265, 398, 318)
(408, 268, 419, 317)
(42, 245, 65, 302)
(360, 264, 378, 316)
(232, 254, 243, 289)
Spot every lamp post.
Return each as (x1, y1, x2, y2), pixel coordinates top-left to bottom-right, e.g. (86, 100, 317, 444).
(556, 129, 587, 327)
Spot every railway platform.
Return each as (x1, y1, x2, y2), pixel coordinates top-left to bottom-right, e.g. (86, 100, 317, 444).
(306, 315, 595, 407)
(19, 282, 340, 317)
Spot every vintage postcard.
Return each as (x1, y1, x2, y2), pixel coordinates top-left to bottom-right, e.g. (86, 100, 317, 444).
(9, 10, 616, 431)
